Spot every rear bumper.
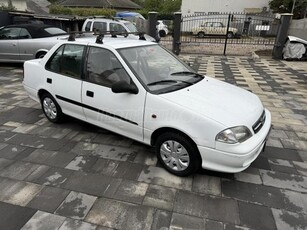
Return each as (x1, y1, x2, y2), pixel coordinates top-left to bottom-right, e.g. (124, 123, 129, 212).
(198, 109, 271, 173)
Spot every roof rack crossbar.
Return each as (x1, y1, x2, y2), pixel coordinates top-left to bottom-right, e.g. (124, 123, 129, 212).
(67, 30, 147, 42)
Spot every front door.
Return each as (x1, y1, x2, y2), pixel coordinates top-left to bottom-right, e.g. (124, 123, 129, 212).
(81, 46, 145, 141)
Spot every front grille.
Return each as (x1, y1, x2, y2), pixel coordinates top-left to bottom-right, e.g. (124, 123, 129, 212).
(252, 110, 266, 134)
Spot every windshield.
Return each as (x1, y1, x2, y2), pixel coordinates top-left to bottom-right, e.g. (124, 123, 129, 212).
(44, 27, 67, 35)
(118, 45, 203, 94)
(124, 22, 138, 33)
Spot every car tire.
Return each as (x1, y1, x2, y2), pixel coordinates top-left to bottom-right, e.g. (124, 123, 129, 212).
(227, 32, 234, 39)
(40, 93, 63, 123)
(197, 32, 205, 38)
(155, 132, 201, 176)
(36, 51, 47, 59)
(159, 30, 166, 37)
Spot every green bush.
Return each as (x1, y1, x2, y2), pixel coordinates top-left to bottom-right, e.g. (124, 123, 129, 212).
(49, 4, 116, 17)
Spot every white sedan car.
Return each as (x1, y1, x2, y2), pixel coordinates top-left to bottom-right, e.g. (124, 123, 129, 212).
(23, 36, 271, 176)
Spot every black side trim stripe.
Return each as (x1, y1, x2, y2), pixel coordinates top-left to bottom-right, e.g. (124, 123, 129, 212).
(56, 95, 138, 126)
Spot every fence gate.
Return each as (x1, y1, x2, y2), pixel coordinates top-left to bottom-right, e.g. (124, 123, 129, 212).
(180, 12, 280, 55)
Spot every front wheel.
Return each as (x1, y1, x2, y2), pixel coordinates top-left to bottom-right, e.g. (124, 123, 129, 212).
(155, 132, 201, 176)
(159, 30, 166, 37)
(40, 93, 63, 123)
(197, 32, 205, 38)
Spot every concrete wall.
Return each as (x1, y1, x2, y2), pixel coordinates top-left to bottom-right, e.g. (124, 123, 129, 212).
(289, 18, 307, 40)
(0, 0, 27, 11)
(181, 0, 270, 15)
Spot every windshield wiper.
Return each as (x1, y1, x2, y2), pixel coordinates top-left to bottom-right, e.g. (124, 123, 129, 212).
(147, 80, 192, 86)
(171, 71, 203, 77)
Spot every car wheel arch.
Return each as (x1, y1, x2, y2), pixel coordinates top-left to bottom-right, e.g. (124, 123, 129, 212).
(38, 89, 50, 99)
(151, 127, 198, 148)
(35, 50, 48, 59)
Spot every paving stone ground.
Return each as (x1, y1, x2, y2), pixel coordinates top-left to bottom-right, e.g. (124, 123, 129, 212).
(0, 56, 306, 230)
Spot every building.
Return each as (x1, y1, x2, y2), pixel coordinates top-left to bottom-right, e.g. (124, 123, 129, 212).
(0, 0, 27, 11)
(181, 0, 270, 15)
(58, 0, 141, 11)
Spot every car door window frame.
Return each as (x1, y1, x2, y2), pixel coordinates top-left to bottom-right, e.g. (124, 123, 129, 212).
(0, 27, 21, 40)
(45, 44, 86, 80)
(85, 46, 132, 88)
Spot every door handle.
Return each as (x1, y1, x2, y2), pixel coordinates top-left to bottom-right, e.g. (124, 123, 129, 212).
(86, 90, 94, 97)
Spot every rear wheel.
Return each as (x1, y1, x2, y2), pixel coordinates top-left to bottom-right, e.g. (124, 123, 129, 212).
(36, 51, 47, 59)
(40, 93, 63, 123)
(197, 32, 205, 38)
(227, 32, 234, 39)
(155, 132, 201, 176)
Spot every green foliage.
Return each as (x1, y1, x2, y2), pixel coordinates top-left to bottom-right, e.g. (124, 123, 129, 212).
(269, 0, 307, 19)
(143, 0, 181, 13)
(139, 0, 181, 19)
(49, 4, 116, 17)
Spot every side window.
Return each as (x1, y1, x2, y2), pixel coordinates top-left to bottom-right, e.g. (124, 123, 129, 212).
(0, 28, 21, 40)
(85, 21, 92, 32)
(46, 44, 85, 78)
(46, 45, 64, 73)
(110, 23, 127, 33)
(86, 47, 131, 87)
(19, 28, 31, 39)
(93, 22, 107, 32)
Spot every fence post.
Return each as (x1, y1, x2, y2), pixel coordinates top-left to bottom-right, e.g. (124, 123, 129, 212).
(223, 13, 232, 55)
(148, 12, 158, 39)
(173, 12, 182, 55)
(272, 13, 293, 59)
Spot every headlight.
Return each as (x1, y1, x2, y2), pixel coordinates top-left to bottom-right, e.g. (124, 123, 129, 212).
(216, 126, 252, 144)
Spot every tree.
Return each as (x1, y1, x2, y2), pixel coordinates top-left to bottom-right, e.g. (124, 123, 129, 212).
(269, 0, 307, 19)
(144, 0, 181, 13)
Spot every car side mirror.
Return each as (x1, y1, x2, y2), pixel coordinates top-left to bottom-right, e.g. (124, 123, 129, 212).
(112, 81, 139, 94)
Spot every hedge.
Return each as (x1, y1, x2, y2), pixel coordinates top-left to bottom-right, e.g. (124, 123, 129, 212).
(49, 4, 116, 17)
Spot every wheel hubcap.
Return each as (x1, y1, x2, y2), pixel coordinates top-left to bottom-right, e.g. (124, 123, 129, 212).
(160, 140, 190, 171)
(43, 97, 57, 120)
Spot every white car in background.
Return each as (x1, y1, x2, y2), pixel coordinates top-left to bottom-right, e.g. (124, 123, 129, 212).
(82, 17, 156, 42)
(23, 35, 271, 176)
(156, 20, 169, 37)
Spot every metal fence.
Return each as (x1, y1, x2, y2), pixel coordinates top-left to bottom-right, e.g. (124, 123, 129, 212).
(181, 12, 280, 55)
(158, 12, 280, 55)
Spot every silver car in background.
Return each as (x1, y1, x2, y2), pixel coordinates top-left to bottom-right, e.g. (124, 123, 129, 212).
(0, 24, 68, 63)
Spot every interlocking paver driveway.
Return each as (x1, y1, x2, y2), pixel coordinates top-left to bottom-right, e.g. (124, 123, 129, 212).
(0, 56, 306, 230)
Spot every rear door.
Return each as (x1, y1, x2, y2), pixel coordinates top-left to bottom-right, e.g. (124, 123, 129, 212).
(44, 44, 86, 120)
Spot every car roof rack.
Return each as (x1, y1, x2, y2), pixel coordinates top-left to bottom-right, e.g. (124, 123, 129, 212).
(67, 30, 146, 43)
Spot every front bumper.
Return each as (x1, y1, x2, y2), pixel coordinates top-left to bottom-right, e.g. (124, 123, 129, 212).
(198, 109, 272, 173)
